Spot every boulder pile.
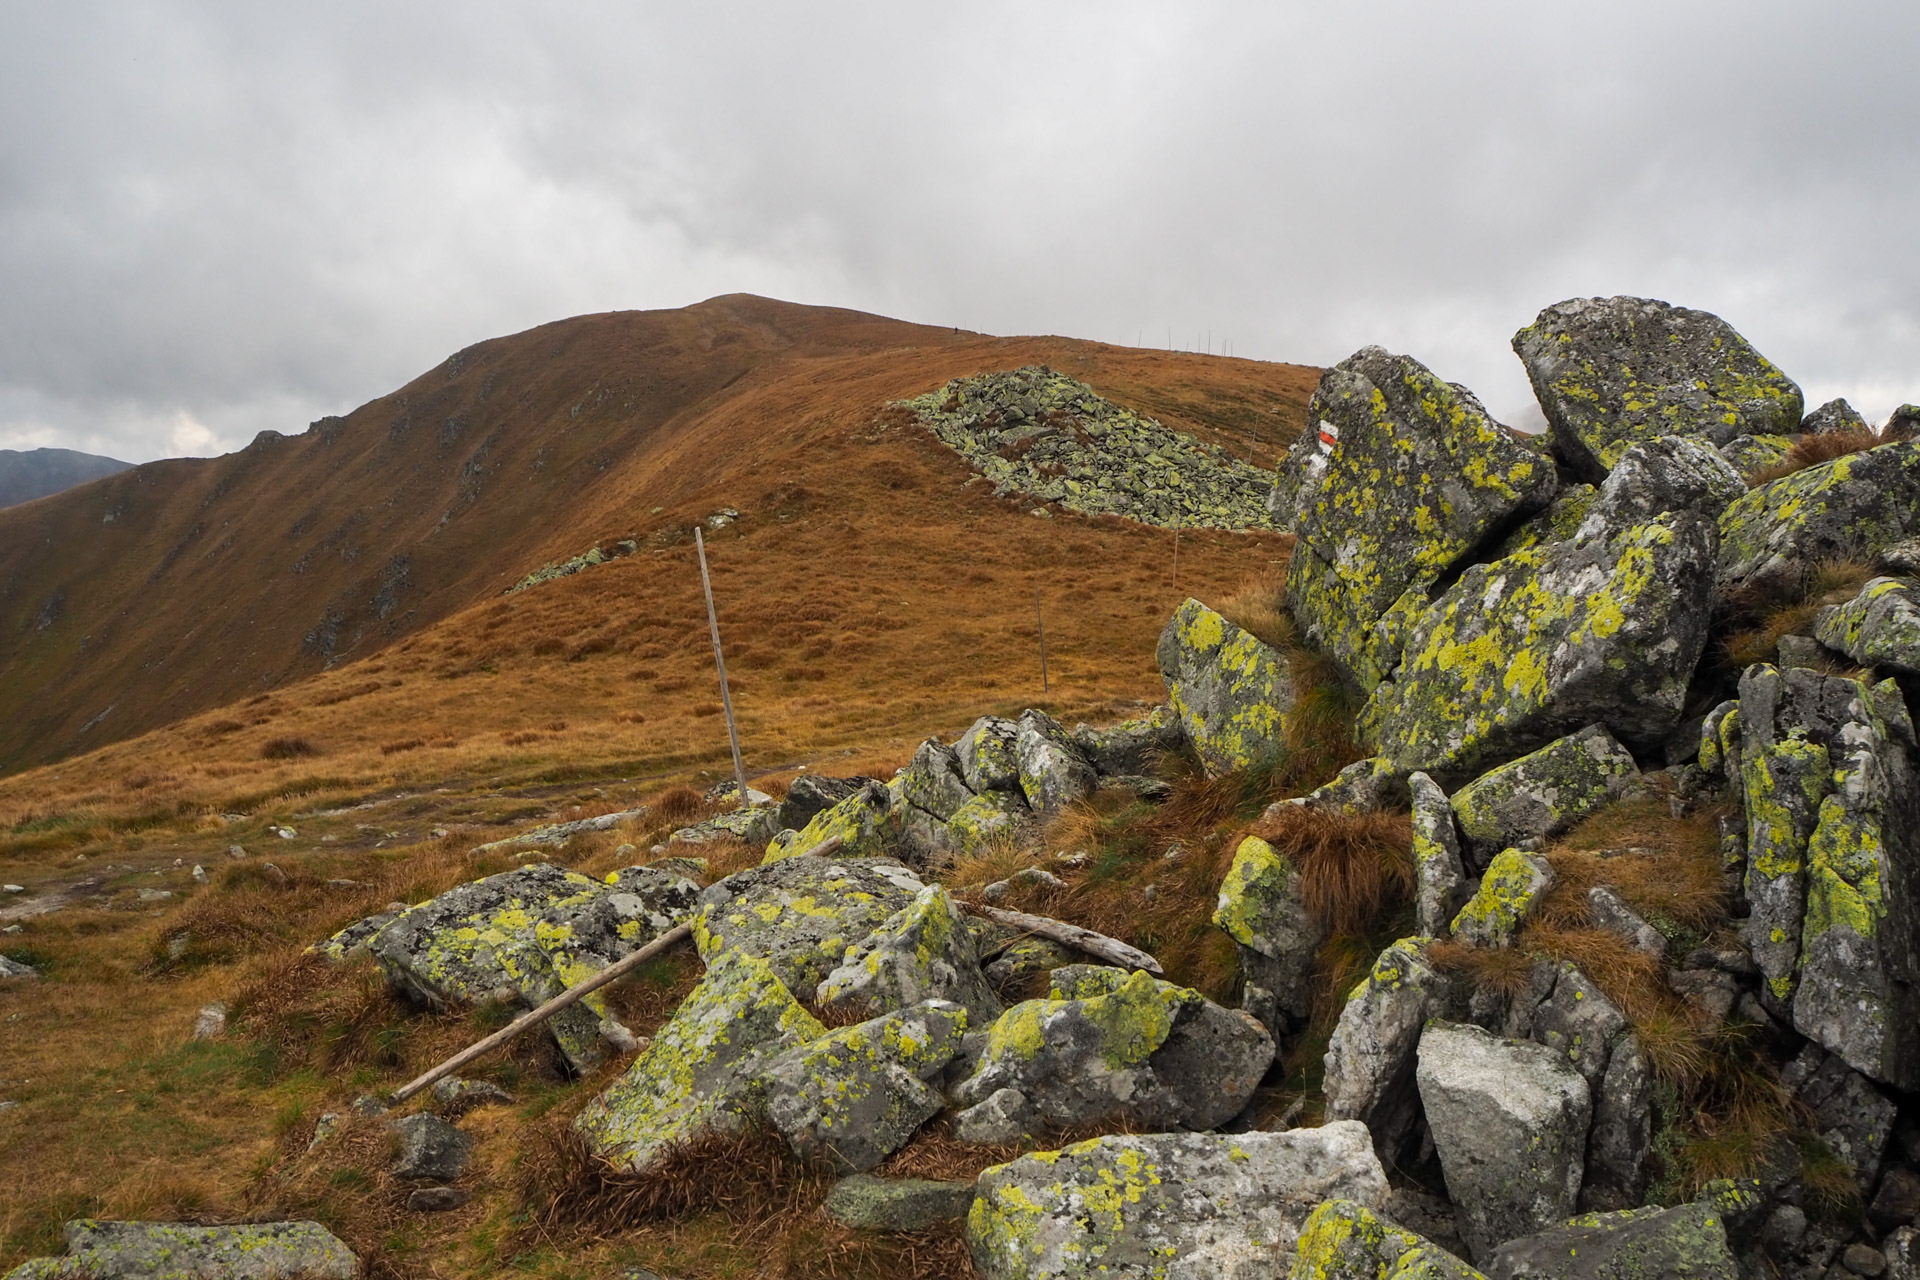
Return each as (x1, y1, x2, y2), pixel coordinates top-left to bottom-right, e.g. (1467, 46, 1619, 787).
(254, 295, 1920, 1280)
(902, 365, 1276, 530)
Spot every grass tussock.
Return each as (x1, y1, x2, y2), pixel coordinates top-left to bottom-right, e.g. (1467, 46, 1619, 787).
(259, 736, 322, 760)
(1249, 804, 1413, 936)
(1747, 429, 1884, 487)
(1720, 559, 1874, 669)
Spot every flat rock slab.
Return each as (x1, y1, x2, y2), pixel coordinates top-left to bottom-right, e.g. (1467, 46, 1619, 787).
(1487, 1200, 1740, 1280)
(693, 856, 924, 994)
(966, 1124, 1388, 1280)
(2, 1220, 358, 1280)
(824, 1174, 975, 1232)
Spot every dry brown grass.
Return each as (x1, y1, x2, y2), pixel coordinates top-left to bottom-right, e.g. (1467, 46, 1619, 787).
(1250, 805, 1413, 936)
(1721, 559, 1874, 669)
(1747, 429, 1883, 487)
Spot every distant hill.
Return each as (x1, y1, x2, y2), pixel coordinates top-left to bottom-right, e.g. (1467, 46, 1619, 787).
(0, 447, 131, 508)
(0, 294, 1314, 775)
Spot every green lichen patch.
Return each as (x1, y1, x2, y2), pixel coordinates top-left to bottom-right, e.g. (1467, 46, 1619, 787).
(763, 779, 903, 863)
(1448, 724, 1638, 866)
(1718, 440, 1920, 598)
(1450, 849, 1554, 948)
(1156, 598, 1295, 777)
(1290, 1199, 1486, 1280)
(694, 855, 924, 995)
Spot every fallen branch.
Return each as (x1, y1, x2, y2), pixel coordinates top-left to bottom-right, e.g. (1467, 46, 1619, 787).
(389, 922, 693, 1104)
(966, 904, 1164, 976)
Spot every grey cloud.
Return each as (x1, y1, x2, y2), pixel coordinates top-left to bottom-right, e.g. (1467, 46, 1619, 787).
(2, 1, 1916, 461)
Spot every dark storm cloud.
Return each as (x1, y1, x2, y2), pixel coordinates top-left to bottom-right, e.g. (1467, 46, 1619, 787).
(2, 2, 1916, 461)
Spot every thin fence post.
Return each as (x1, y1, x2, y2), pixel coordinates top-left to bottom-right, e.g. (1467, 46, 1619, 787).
(1036, 585, 1050, 694)
(1172, 518, 1181, 594)
(694, 527, 750, 810)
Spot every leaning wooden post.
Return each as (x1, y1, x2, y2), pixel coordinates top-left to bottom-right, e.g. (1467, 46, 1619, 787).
(695, 527, 750, 811)
(1036, 585, 1050, 694)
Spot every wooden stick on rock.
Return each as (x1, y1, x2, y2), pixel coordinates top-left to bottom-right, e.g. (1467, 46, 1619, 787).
(968, 904, 1164, 976)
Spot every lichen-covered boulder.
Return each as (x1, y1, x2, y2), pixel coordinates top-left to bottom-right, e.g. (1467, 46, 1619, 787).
(1156, 598, 1294, 776)
(1072, 705, 1183, 777)
(1486, 1200, 1741, 1280)
(694, 855, 924, 995)
(574, 948, 825, 1173)
(1285, 347, 1557, 691)
(1512, 296, 1803, 480)
(1717, 440, 1920, 599)
(1417, 1021, 1593, 1265)
(816, 884, 1002, 1025)
(527, 865, 701, 1071)
(1451, 849, 1555, 949)
(1290, 1199, 1487, 1280)
(763, 1000, 969, 1173)
(957, 716, 1024, 794)
(824, 1174, 976, 1232)
(2, 1220, 359, 1280)
(1365, 511, 1716, 783)
(951, 967, 1271, 1138)
(777, 774, 877, 832)
(1815, 576, 1920, 674)
(1323, 937, 1452, 1167)
(1520, 962, 1650, 1211)
(966, 1125, 1389, 1280)
(1013, 709, 1097, 813)
(1269, 421, 1335, 533)
(901, 738, 975, 821)
(1301, 756, 1410, 814)
(367, 864, 609, 1010)
(670, 805, 781, 847)
(1212, 835, 1325, 1045)
(1448, 726, 1639, 869)
(1575, 435, 1746, 531)
(1803, 397, 1872, 437)
(1410, 772, 1469, 936)
(764, 778, 904, 862)
(1719, 433, 1794, 478)
(944, 789, 1031, 856)
(309, 909, 400, 963)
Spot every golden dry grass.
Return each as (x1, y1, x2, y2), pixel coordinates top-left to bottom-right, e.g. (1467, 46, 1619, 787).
(1747, 429, 1884, 487)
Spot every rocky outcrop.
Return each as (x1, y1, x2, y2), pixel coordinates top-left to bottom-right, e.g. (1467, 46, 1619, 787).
(574, 948, 824, 1173)
(904, 365, 1276, 529)
(1285, 346, 1557, 691)
(693, 855, 924, 996)
(950, 967, 1271, 1141)
(1323, 937, 1451, 1167)
(815, 884, 1002, 1025)
(763, 1000, 969, 1173)
(1418, 1022, 1593, 1264)
(1487, 1200, 1741, 1280)
(1512, 295, 1803, 479)
(1816, 576, 1920, 674)
(2, 1220, 359, 1280)
(1717, 440, 1920, 599)
(1212, 835, 1324, 1046)
(1448, 726, 1639, 869)
(966, 1124, 1388, 1279)
(1157, 598, 1294, 776)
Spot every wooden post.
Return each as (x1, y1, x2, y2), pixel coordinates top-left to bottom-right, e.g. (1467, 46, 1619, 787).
(1036, 585, 1050, 694)
(1172, 517, 1181, 594)
(695, 528, 750, 811)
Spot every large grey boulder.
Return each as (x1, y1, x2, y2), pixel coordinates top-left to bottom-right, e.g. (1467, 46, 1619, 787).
(1285, 347, 1558, 691)
(957, 716, 1024, 794)
(899, 738, 976, 821)
(1816, 576, 1920, 674)
(1486, 1200, 1740, 1280)
(1324, 937, 1453, 1167)
(574, 948, 825, 1173)
(1417, 1021, 1593, 1265)
(1411, 772, 1470, 936)
(766, 778, 904, 860)
(966, 1124, 1389, 1280)
(1574, 435, 1747, 534)
(1, 1220, 358, 1280)
(1156, 598, 1294, 776)
(1731, 665, 1920, 1088)
(1290, 1199, 1488, 1280)
(950, 967, 1271, 1140)
(816, 884, 1002, 1025)
(1364, 509, 1716, 784)
(1512, 296, 1804, 480)
(764, 1000, 969, 1173)
(1269, 422, 1335, 533)
(1525, 964, 1649, 1211)
(1448, 726, 1640, 869)
(693, 855, 923, 995)
(1211, 835, 1325, 1046)
(777, 774, 878, 832)
(1783, 1044, 1896, 1195)
(1013, 709, 1097, 813)
(1717, 440, 1920, 599)
(1804, 397, 1872, 436)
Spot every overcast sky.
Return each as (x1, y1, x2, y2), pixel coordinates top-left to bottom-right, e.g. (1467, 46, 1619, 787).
(3, 2, 1917, 462)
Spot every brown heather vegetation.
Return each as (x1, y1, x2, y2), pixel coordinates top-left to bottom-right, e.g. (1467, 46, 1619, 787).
(1746, 428, 1884, 487)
